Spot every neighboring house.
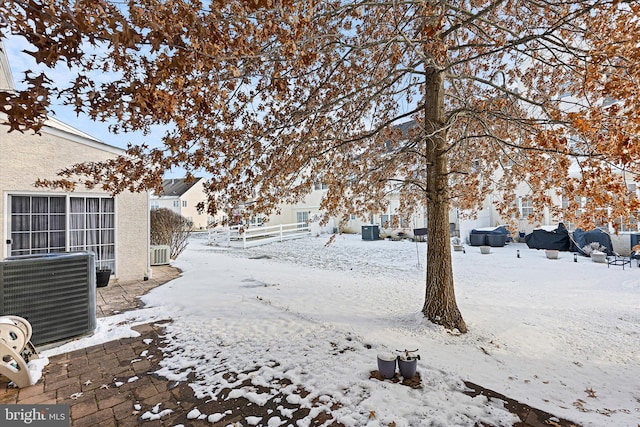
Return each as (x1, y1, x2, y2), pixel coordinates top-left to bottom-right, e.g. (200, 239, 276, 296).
(154, 137, 638, 248)
(151, 177, 216, 230)
(262, 182, 434, 238)
(262, 182, 335, 235)
(451, 152, 640, 255)
(0, 42, 150, 281)
(328, 193, 432, 236)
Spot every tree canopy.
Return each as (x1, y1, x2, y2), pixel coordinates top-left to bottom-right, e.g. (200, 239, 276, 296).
(2, 0, 640, 332)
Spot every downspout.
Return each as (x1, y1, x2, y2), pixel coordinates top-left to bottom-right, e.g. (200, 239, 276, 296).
(3, 192, 8, 259)
(489, 194, 494, 227)
(145, 191, 152, 280)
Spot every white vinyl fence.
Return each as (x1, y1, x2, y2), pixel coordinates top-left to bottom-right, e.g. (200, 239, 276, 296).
(208, 222, 311, 248)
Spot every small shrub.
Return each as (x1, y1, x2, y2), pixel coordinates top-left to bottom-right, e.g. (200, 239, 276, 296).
(150, 208, 191, 259)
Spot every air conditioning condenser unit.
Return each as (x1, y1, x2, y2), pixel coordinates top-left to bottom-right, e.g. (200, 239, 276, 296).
(0, 252, 97, 345)
(150, 245, 170, 265)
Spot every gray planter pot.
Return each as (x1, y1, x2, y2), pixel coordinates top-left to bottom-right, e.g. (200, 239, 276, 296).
(397, 350, 421, 379)
(377, 353, 397, 379)
(398, 357, 418, 379)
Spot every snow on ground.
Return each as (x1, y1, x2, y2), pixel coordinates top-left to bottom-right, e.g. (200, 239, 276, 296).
(40, 307, 171, 357)
(46, 233, 640, 426)
(142, 234, 640, 426)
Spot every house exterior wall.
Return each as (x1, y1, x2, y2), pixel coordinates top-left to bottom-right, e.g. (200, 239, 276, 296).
(265, 189, 335, 234)
(215, 159, 638, 245)
(152, 197, 179, 214)
(181, 181, 209, 229)
(457, 180, 548, 241)
(335, 194, 432, 237)
(259, 176, 639, 245)
(0, 124, 150, 281)
(150, 179, 219, 230)
(265, 190, 436, 238)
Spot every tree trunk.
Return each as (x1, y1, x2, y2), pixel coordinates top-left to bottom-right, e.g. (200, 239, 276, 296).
(421, 68, 467, 333)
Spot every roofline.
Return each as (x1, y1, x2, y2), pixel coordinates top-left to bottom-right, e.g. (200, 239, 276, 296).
(0, 112, 125, 155)
(42, 116, 124, 155)
(42, 125, 124, 155)
(150, 195, 180, 199)
(45, 116, 103, 142)
(0, 40, 16, 91)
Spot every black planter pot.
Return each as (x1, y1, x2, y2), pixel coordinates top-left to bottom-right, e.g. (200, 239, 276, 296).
(96, 269, 112, 288)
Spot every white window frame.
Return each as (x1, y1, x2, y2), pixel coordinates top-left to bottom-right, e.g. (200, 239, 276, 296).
(519, 197, 534, 218)
(313, 182, 328, 191)
(69, 196, 116, 271)
(296, 211, 309, 228)
(7, 193, 117, 272)
(615, 213, 639, 232)
(9, 195, 67, 255)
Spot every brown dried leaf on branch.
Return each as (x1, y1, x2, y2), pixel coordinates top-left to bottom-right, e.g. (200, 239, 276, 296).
(324, 234, 336, 247)
(3, 0, 640, 334)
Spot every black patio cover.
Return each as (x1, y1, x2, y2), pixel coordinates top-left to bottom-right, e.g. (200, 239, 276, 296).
(524, 223, 571, 251)
(570, 228, 614, 255)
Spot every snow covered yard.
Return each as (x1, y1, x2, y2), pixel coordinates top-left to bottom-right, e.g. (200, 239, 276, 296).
(144, 234, 640, 426)
(45, 234, 640, 426)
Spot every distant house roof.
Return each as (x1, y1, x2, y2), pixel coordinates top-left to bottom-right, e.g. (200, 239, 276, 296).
(394, 120, 416, 136)
(158, 177, 203, 198)
(380, 120, 416, 153)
